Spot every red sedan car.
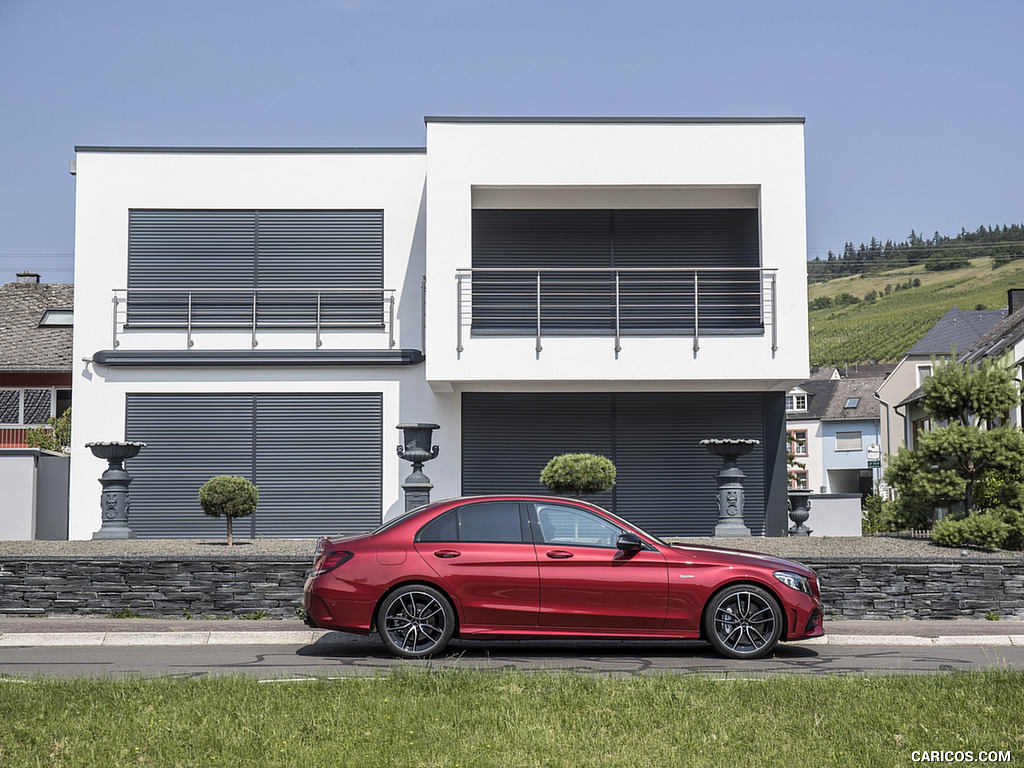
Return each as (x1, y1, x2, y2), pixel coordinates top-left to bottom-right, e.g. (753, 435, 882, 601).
(302, 495, 824, 659)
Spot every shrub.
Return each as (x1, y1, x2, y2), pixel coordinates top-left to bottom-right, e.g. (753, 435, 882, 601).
(199, 475, 259, 546)
(539, 454, 616, 497)
(25, 408, 71, 454)
(933, 512, 1011, 550)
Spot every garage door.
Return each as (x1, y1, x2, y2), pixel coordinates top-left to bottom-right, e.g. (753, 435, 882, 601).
(462, 392, 769, 536)
(125, 392, 382, 538)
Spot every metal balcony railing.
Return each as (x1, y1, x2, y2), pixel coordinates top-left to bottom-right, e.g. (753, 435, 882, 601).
(456, 267, 777, 355)
(112, 287, 396, 350)
(0, 427, 49, 448)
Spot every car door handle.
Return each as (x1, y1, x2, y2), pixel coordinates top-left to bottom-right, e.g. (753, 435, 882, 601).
(433, 549, 461, 559)
(546, 550, 574, 559)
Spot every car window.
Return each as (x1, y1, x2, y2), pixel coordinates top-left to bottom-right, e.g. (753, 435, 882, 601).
(417, 510, 457, 542)
(534, 503, 622, 548)
(459, 501, 523, 543)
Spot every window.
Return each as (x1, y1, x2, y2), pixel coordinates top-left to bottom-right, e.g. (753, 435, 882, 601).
(789, 470, 808, 490)
(459, 502, 524, 543)
(844, 397, 860, 409)
(835, 431, 862, 451)
(534, 503, 622, 548)
(787, 429, 808, 456)
(38, 309, 73, 327)
(786, 393, 807, 412)
(0, 388, 56, 426)
(417, 502, 524, 544)
(917, 365, 932, 386)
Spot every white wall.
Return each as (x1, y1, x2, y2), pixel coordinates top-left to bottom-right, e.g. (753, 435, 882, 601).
(424, 119, 809, 389)
(70, 149, 449, 539)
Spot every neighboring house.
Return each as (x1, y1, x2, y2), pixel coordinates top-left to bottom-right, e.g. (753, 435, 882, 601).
(70, 116, 810, 540)
(959, 289, 1024, 428)
(786, 374, 886, 496)
(875, 305, 1005, 465)
(0, 273, 74, 446)
(819, 376, 885, 496)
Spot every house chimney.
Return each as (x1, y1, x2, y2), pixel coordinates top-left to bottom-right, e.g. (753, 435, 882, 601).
(1008, 289, 1024, 316)
(16, 272, 40, 284)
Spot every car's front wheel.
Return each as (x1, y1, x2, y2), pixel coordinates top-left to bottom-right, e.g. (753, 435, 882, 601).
(703, 584, 783, 659)
(377, 584, 455, 659)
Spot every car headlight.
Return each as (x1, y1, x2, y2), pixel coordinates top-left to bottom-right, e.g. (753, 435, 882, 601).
(773, 571, 811, 595)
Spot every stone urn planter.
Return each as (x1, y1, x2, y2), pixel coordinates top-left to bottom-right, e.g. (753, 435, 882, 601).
(397, 423, 440, 512)
(701, 438, 760, 537)
(86, 441, 146, 540)
(788, 489, 813, 537)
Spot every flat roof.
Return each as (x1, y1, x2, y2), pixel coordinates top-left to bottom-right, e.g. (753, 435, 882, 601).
(424, 116, 806, 124)
(74, 146, 427, 154)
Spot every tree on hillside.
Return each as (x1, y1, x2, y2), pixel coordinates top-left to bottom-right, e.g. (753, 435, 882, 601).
(883, 355, 1024, 529)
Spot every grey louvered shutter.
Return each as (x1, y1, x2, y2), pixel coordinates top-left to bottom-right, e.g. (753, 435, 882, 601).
(461, 391, 768, 537)
(461, 392, 615, 510)
(128, 210, 257, 326)
(252, 393, 382, 537)
(125, 392, 383, 538)
(614, 210, 761, 331)
(125, 393, 255, 538)
(471, 210, 613, 332)
(613, 392, 766, 536)
(255, 210, 384, 326)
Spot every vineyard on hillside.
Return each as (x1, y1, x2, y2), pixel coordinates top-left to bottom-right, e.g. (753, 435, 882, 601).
(808, 259, 1024, 366)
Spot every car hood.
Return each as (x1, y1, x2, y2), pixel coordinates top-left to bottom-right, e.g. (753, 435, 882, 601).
(666, 543, 815, 576)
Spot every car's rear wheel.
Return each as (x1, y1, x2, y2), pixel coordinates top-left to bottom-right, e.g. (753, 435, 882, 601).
(377, 584, 455, 659)
(703, 584, 782, 659)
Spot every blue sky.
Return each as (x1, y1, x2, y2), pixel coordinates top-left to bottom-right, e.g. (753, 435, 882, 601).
(1, 0, 1021, 283)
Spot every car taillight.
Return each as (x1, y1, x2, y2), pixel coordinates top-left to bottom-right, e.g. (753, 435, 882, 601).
(312, 550, 354, 577)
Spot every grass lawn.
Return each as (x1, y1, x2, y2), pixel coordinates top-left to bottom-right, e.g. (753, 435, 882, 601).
(2, 669, 1022, 767)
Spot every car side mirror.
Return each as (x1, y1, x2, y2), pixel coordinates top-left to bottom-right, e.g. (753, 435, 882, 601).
(616, 532, 644, 553)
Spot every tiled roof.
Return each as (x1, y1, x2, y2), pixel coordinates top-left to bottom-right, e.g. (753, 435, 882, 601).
(790, 379, 834, 420)
(821, 377, 886, 421)
(0, 281, 74, 372)
(960, 307, 1024, 363)
(908, 307, 1006, 356)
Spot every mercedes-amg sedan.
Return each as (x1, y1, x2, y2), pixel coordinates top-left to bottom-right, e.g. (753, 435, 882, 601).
(302, 495, 824, 659)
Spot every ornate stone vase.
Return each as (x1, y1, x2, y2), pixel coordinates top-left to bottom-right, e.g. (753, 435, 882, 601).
(86, 441, 147, 540)
(787, 489, 812, 537)
(701, 438, 760, 537)
(397, 423, 440, 512)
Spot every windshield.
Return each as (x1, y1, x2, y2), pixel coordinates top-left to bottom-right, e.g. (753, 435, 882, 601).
(581, 500, 668, 547)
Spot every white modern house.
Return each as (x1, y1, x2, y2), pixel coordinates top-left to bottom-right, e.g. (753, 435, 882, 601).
(70, 116, 809, 540)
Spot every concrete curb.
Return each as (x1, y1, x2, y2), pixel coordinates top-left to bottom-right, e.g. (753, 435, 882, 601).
(1, 631, 1023, 648)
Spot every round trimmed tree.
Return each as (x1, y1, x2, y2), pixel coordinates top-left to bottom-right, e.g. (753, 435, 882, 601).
(539, 453, 616, 497)
(199, 475, 259, 546)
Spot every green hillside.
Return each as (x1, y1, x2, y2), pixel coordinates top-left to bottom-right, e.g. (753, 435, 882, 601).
(807, 257, 1024, 366)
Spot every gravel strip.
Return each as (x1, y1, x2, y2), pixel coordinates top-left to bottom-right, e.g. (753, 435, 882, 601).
(1, 536, 1021, 561)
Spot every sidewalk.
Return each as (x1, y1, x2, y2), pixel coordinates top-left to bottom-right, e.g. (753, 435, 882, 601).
(0, 617, 1022, 647)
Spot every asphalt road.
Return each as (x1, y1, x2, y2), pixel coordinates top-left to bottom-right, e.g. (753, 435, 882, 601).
(3, 634, 1024, 679)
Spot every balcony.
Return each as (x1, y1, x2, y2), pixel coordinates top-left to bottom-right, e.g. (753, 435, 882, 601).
(110, 286, 398, 351)
(0, 427, 50, 449)
(455, 267, 777, 356)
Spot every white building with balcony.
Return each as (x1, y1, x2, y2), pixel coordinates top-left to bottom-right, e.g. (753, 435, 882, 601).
(69, 116, 809, 540)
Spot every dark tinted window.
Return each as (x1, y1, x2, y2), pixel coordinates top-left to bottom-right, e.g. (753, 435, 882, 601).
(417, 510, 457, 542)
(459, 502, 523, 543)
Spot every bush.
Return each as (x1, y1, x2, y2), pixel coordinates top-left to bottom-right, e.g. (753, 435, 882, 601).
(539, 454, 616, 497)
(933, 512, 1011, 550)
(25, 408, 71, 454)
(199, 475, 259, 546)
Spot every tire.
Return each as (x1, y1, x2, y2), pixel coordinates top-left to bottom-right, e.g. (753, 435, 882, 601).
(703, 584, 783, 660)
(377, 584, 456, 659)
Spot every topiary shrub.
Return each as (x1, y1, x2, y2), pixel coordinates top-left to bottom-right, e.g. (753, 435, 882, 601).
(199, 475, 259, 546)
(539, 454, 616, 497)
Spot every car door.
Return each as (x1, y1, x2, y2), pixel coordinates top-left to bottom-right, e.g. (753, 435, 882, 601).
(413, 500, 540, 628)
(531, 501, 668, 630)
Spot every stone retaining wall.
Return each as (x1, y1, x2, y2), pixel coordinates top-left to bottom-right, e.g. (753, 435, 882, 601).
(1, 557, 1023, 620)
